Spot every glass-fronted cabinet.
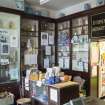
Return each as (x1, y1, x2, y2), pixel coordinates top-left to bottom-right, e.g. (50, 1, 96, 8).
(40, 21, 55, 69)
(71, 16, 88, 72)
(57, 21, 70, 69)
(0, 12, 20, 83)
(21, 18, 39, 70)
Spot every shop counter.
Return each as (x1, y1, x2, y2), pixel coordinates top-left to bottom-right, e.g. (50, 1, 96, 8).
(32, 81, 79, 105)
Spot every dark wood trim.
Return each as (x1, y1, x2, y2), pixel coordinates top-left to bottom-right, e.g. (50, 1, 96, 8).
(0, 6, 56, 22)
(55, 22, 58, 66)
(0, 82, 20, 99)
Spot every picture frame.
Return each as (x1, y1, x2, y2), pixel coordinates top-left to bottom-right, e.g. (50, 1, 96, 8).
(41, 32, 48, 45)
(0, 43, 9, 55)
(15, 0, 24, 11)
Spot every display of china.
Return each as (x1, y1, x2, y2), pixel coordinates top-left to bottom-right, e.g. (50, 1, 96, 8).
(53, 66, 61, 83)
(96, 0, 105, 6)
(45, 68, 55, 85)
(72, 34, 79, 43)
(84, 3, 91, 10)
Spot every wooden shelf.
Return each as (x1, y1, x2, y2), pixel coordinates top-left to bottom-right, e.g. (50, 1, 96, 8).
(21, 29, 38, 33)
(41, 29, 54, 32)
(72, 50, 88, 52)
(21, 35, 39, 37)
(72, 34, 88, 36)
(58, 28, 70, 31)
(72, 24, 88, 28)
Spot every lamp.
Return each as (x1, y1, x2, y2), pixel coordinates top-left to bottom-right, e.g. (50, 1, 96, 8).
(40, 0, 50, 5)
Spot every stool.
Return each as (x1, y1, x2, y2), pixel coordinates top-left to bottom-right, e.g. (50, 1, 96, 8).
(17, 98, 31, 105)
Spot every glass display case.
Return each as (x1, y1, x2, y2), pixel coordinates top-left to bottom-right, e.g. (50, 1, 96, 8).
(57, 21, 70, 69)
(72, 16, 89, 72)
(40, 21, 55, 69)
(0, 12, 20, 83)
(20, 18, 39, 70)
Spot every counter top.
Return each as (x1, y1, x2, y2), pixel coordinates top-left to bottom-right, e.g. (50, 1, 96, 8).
(32, 95, 48, 105)
(49, 81, 78, 89)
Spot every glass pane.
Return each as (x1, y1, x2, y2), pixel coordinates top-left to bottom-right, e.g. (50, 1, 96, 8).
(57, 21, 70, 69)
(72, 16, 88, 72)
(0, 12, 20, 83)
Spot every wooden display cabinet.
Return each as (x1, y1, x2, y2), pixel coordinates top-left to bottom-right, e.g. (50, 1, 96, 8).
(71, 16, 89, 73)
(20, 18, 39, 70)
(31, 81, 79, 105)
(39, 21, 56, 70)
(57, 21, 71, 70)
(48, 81, 79, 105)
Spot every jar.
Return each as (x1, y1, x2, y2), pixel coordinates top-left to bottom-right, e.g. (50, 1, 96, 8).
(29, 66, 39, 97)
(29, 68, 39, 81)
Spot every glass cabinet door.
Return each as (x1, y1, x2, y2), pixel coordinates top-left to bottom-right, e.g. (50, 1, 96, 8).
(0, 12, 20, 83)
(21, 18, 39, 70)
(57, 21, 70, 69)
(72, 16, 89, 72)
(40, 21, 55, 69)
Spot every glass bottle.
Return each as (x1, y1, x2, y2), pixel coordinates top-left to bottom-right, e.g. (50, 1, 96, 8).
(29, 64, 39, 97)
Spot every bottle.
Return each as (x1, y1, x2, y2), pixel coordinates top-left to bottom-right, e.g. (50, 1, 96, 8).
(29, 64, 39, 97)
(29, 64, 39, 81)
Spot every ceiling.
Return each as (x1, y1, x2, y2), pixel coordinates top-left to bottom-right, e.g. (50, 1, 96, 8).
(26, 0, 86, 10)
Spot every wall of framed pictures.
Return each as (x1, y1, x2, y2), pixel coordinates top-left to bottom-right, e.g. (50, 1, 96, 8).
(57, 21, 70, 69)
(71, 16, 89, 72)
(40, 21, 55, 69)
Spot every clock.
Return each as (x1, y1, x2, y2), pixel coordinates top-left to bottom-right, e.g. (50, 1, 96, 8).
(15, 0, 24, 10)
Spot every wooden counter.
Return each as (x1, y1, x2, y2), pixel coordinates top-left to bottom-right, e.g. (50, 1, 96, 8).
(32, 81, 79, 105)
(48, 81, 79, 105)
(50, 81, 78, 89)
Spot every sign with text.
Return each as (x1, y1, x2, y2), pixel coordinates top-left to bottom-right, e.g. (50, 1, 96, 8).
(91, 12, 105, 37)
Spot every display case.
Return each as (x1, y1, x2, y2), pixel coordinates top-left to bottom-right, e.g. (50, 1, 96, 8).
(20, 18, 39, 70)
(40, 21, 55, 69)
(57, 21, 70, 69)
(0, 12, 20, 83)
(71, 16, 89, 72)
(48, 81, 79, 105)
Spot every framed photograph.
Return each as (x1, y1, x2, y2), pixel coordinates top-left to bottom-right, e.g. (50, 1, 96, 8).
(15, 0, 24, 11)
(41, 32, 48, 45)
(0, 43, 9, 55)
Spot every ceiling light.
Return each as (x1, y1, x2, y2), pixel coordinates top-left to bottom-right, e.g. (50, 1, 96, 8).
(40, 0, 50, 5)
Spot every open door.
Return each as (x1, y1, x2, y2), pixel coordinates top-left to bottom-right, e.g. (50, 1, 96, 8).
(90, 42, 99, 97)
(90, 41, 105, 98)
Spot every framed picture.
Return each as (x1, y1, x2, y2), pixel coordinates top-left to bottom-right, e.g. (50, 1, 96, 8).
(15, 0, 24, 11)
(0, 43, 9, 55)
(41, 32, 48, 45)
